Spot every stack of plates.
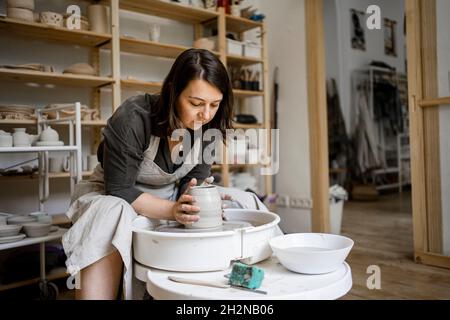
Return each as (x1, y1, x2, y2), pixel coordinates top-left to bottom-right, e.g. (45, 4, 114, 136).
(0, 225, 25, 244)
(22, 222, 52, 238)
(7, 215, 37, 226)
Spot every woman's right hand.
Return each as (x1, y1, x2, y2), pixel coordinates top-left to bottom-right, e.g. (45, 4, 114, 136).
(171, 178, 200, 225)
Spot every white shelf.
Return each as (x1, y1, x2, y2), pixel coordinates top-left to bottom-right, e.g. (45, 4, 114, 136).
(0, 146, 78, 153)
(0, 228, 67, 251)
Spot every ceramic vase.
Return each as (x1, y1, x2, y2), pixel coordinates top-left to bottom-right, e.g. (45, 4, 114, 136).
(87, 4, 109, 34)
(12, 128, 31, 147)
(186, 185, 223, 229)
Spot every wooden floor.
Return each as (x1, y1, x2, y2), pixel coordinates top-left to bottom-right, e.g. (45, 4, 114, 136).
(340, 192, 450, 299)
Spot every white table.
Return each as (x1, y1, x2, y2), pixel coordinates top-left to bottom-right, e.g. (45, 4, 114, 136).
(0, 228, 67, 298)
(135, 256, 352, 300)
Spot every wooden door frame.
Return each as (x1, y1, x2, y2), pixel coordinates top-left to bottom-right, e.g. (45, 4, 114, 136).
(305, 0, 330, 233)
(306, 0, 450, 268)
(406, 0, 450, 269)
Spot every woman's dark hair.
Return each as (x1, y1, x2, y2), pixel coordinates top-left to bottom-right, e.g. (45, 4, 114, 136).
(152, 48, 233, 139)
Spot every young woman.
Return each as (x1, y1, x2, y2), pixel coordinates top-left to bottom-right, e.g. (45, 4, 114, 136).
(62, 49, 269, 300)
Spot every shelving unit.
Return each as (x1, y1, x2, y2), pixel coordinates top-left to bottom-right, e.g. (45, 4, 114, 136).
(0, 103, 82, 298)
(0, 0, 272, 195)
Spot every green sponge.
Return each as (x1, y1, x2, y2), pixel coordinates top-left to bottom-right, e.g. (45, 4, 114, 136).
(229, 262, 265, 290)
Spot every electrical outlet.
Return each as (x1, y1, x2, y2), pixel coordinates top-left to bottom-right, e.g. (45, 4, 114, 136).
(276, 195, 290, 207)
(289, 197, 302, 208)
(290, 197, 313, 209)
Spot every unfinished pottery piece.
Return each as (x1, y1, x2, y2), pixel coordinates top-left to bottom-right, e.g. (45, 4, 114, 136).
(0, 225, 22, 237)
(186, 185, 223, 229)
(0, 130, 13, 147)
(12, 128, 32, 147)
(7, 215, 37, 225)
(43, 103, 99, 121)
(194, 37, 216, 51)
(40, 11, 64, 27)
(87, 4, 109, 34)
(29, 212, 53, 224)
(6, 0, 35, 10)
(39, 126, 59, 142)
(0, 63, 54, 73)
(63, 63, 96, 76)
(36, 141, 64, 146)
(6, 7, 34, 22)
(22, 222, 52, 238)
(0, 234, 26, 244)
(0, 104, 37, 121)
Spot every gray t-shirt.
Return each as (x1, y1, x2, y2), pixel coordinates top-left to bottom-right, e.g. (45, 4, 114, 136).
(98, 94, 211, 204)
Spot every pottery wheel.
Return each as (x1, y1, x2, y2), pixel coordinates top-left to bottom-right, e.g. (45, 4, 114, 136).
(154, 220, 253, 233)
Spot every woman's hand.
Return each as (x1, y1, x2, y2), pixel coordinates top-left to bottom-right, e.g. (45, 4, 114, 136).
(172, 178, 200, 225)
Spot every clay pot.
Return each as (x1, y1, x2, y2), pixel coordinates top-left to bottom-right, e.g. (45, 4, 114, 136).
(194, 37, 216, 51)
(22, 222, 52, 238)
(87, 4, 109, 34)
(186, 185, 223, 229)
(40, 11, 64, 27)
(6, 0, 35, 10)
(0, 130, 13, 147)
(63, 63, 96, 76)
(39, 126, 59, 142)
(12, 128, 31, 147)
(7, 7, 34, 22)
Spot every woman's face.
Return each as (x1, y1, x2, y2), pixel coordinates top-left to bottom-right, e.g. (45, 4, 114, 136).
(176, 79, 223, 130)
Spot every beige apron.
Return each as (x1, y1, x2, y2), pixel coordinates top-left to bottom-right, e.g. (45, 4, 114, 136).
(62, 135, 200, 299)
(62, 134, 270, 299)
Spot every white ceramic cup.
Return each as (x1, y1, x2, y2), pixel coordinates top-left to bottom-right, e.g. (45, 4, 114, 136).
(87, 155, 98, 171)
(87, 4, 108, 34)
(186, 185, 223, 229)
(49, 157, 64, 173)
(149, 24, 161, 42)
(0, 134, 13, 147)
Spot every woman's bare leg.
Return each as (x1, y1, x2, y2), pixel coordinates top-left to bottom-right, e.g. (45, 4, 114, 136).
(75, 250, 123, 300)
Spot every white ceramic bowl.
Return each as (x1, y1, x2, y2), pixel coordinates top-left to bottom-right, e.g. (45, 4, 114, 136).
(22, 222, 52, 238)
(6, 0, 35, 10)
(7, 215, 37, 225)
(29, 212, 53, 224)
(0, 224, 22, 237)
(40, 11, 64, 27)
(7, 7, 34, 21)
(269, 233, 354, 274)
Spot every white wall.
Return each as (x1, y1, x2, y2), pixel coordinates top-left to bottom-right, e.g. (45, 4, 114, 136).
(324, 0, 406, 130)
(256, 0, 312, 233)
(436, 0, 450, 256)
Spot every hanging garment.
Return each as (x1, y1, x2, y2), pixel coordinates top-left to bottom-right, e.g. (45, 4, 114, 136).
(353, 88, 382, 174)
(326, 79, 349, 164)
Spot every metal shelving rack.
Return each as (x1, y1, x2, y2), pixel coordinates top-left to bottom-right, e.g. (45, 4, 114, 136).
(0, 103, 82, 298)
